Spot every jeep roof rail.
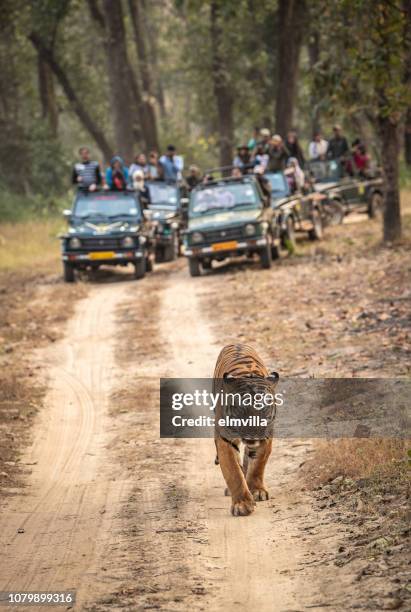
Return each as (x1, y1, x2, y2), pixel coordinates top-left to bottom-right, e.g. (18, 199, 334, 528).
(204, 163, 255, 177)
(193, 174, 256, 190)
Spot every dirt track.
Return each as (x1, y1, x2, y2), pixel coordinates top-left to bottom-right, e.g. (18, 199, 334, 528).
(0, 254, 406, 611)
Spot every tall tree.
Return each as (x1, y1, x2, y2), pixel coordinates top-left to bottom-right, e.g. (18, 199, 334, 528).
(312, 0, 410, 242)
(29, 32, 113, 161)
(102, 0, 138, 160)
(37, 55, 58, 135)
(210, 1, 234, 168)
(404, 0, 411, 166)
(274, 0, 307, 135)
(140, 0, 166, 118)
(128, 0, 159, 151)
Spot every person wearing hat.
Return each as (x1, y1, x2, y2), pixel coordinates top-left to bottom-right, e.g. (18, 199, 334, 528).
(267, 134, 290, 172)
(233, 145, 253, 173)
(159, 145, 184, 182)
(327, 124, 349, 160)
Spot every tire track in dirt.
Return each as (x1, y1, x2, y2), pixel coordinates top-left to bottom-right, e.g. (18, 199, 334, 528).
(0, 281, 135, 609)
(157, 269, 334, 611)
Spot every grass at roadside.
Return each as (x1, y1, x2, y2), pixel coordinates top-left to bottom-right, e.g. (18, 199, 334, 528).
(0, 218, 63, 272)
(0, 216, 87, 501)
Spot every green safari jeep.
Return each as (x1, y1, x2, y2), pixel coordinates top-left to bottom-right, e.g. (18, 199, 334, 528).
(183, 176, 280, 277)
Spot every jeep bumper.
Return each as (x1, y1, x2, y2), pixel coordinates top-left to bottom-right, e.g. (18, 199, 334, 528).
(184, 236, 269, 257)
(62, 249, 144, 265)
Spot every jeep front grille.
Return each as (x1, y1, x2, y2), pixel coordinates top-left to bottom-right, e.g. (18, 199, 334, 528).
(204, 227, 244, 242)
(80, 237, 121, 249)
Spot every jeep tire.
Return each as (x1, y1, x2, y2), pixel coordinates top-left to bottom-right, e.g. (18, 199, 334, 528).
(260, 242, 272, 269)
(133, 258, 146, 280)
(63, 262, 75, 283)
(189, 257, 201, 277)
(308, 208, 323, 240)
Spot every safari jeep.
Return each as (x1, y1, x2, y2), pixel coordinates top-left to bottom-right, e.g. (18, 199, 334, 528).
(184, 176, 280, 277)
(265, 171, 325, 249)
(146, 180, 187, 263)
(307, 159, 385, 225)
(60, 189, 155, 282)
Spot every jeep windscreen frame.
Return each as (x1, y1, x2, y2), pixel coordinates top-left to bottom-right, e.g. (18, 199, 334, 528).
(308, 160, 343, 183)
(73, 192, 142, 220)
(189, 182, 261, 217)
(147, 182, 179, 210)
(265, 172, 290, 200)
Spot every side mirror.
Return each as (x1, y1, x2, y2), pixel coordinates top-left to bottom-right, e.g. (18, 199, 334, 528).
(63, 209, 72, 219)
(143, 209, 153, 220)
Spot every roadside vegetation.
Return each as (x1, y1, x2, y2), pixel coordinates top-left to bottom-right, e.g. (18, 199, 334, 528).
(0, 213, 86, 499)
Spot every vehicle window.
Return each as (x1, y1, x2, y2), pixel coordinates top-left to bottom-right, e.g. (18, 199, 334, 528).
(147, 183, 179, 208)
(265, 173, 290, 197)
(74, 194, 141, 218)
(309, 160, 342, 182)
(190, 183, 259, 216)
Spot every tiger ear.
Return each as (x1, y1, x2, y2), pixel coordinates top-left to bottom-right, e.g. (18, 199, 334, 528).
(268, 371, 279, 383)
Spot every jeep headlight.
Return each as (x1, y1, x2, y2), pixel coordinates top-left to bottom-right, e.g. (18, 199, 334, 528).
(244, 223, 256, 236)
(191, 232, 204, 244)
(69, 237, 81, 249)
(122, 236, 134, 247)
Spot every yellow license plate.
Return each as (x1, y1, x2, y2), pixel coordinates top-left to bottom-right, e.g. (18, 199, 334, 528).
(212, 241, 238, 251)
(89, 251, 115, 260)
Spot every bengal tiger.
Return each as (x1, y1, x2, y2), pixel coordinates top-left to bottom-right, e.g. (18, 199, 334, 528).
(213, 344, 279, 516)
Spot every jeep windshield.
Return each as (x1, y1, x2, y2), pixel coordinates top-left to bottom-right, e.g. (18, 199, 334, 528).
(147, 182, 179, 209)
(265, 172, 290, 200)
(190, 183, 259, 217)
(73, 193, 141, 219)
(308, 160, 342, 183)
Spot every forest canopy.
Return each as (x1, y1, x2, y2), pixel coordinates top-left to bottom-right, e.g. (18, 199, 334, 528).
(0, 0, 410, 239)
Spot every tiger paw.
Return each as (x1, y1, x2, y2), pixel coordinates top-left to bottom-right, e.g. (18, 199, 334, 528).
(231, 496, 256, 516)
(250, 486, 269, 502)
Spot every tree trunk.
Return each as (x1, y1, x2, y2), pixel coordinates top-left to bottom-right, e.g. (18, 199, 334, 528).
(128, 0, 159, 151)
(404, 0, 411, 166)
(378, 114, 401, 242)
(274, 0, 306, 135)
(29, 33, 113, 162)
(102, 0, 139, 161)
(307, 29, 320, 136)
(140, 0, 166, 118)
(405, 108, 411, 166)
(37, 54, 58, 135)
(87, 0, 144, 147)
(210, 1, 234, 169)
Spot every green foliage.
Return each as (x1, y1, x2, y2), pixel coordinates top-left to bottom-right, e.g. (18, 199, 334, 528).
(306, 0, 410, 124)
(0, 183, 70, 223)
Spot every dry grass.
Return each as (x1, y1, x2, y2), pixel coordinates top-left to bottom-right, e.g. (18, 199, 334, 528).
(0, 218, 87, 499)
(302, 439, 409, 487)
(0, 219, 63, 272)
